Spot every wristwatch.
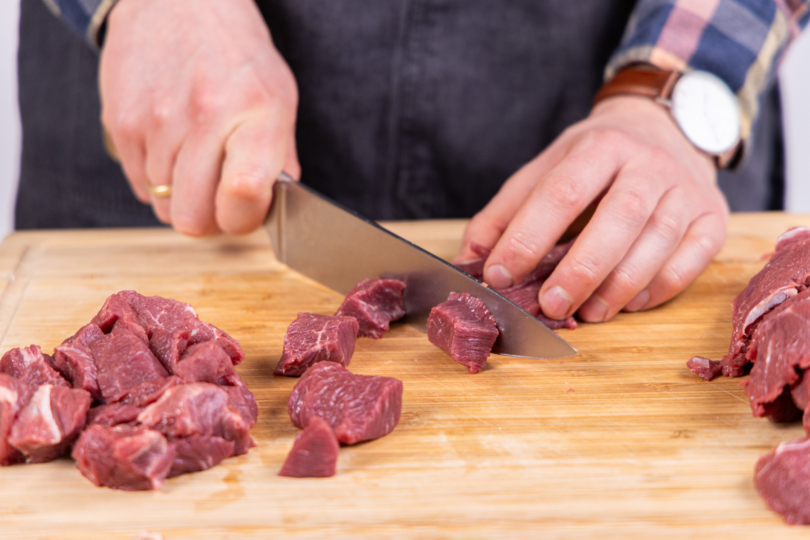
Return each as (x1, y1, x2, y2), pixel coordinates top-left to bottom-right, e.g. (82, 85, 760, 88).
(593, 65, 743, 169)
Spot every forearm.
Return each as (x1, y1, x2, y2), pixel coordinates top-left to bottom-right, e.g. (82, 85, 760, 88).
(607, 0, 810, 139)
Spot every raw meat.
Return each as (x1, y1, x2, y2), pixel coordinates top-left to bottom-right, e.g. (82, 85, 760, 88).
(427, 292, 499, 374)
(0, 345, 69, 394)
(0, 290, 257, 491)
(792, 370, 810, 411)
(92, 290, 244, 367)
(499, 280, 578, 331)
(455, 241, 577, 330)
(116, 375, 182, 408)
(137, 382, 255, 456)
(335, 278, 406, 338)
(169, 435, 235, 477)
(743, 289, 810, 418)
(52, 323, 104, 400)
(89, 326, 169, 404)
(0, 374, 25, 465)
(274, 313, 359, 377)
(288, 362, 402, 445)
(686, 356, 723, 382)
(72, 424, 174, 491)
(86, 403, 142, 427)
(8, 384, 91, 463)
(685, 228, 810, 522)
(720, 227, 810, 377)
(224, 381, 259, 427)
(754, 436, 810, 524)
(454, 257, 485, 279)
(279, 416, 339, 478)
(173, 341, 236, 385)
(755, 388, 802, 423)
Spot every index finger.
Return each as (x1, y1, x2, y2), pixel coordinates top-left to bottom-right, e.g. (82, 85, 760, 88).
(482, 132, 625, 289)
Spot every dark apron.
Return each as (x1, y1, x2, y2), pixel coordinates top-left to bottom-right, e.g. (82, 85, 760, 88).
(16, 0, 783, 229)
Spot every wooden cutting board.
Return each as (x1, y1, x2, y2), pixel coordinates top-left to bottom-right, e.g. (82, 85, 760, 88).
(0, 214, 808, 539)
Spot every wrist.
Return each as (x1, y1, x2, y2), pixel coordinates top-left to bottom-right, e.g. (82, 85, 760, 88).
(589, 95, 716, 180)
(593, 65, 743, 170)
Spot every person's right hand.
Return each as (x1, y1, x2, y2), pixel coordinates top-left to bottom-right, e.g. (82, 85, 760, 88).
(100, 0, 299, 236)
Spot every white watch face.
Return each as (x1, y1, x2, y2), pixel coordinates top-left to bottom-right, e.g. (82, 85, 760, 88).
(670, 71, 741, 155)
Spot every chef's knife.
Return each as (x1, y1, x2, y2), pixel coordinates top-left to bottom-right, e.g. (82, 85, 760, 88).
(264, 174, 576, 359)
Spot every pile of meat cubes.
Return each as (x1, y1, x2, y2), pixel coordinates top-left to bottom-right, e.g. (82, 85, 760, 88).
(0, 291, 257, 491)
(688, 227, 810, 524)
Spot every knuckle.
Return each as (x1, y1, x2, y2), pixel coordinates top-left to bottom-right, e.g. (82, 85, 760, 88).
(189, 86, 224, 121)
(650, 211, 683, 245)
(109, 110, 142, 140)
(566, 254, 602, 289)
(646, 146, 673, 166)
(224, 171, 268, 202)
(547, 174, 585, 214)
(149, 101, 173, 128)
(693, 231, 719, 261)
(607, 265, 639, 295)
(658, 264, 688, 299)
(612, 189, 649, 229)
(504, 232, 541, 261)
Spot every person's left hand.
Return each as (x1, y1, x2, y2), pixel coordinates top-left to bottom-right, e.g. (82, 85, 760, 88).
(455, 95, 730, 323)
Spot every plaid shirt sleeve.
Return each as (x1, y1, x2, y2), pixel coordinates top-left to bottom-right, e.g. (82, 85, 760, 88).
(607, 0, 810, 139)
(38, 0, 120, 51)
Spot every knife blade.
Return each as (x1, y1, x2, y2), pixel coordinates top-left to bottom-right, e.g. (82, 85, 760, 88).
(264, 174, 576, 359)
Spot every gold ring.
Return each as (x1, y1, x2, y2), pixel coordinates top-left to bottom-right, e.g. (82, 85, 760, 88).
(146, 183, 173, 198)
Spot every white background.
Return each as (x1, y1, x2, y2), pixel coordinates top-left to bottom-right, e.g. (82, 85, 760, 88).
(0, 3, 809, 240)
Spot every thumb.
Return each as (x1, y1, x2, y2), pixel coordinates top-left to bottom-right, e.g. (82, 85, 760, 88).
(215, 110, 295, 235)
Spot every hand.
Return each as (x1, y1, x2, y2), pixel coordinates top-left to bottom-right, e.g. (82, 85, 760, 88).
(456, 96, 729, 322)
(100, 0, 299, 236)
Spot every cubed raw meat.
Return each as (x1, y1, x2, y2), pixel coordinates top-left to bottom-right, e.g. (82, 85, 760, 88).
(0, 345, 69, 394)
(93, 291, 244, 366)
(86, 403, 142, 428)
(335, 278, 406, 338)
(174, 341, 236, 385)
(137, 382, 254, 455)
(72, 424, 174, 491)
(288, 362, 402, 445)
(169, 435, 235, 477)
(755, 436, 810, 524)
(0, 374, 26, 465)
(89, 326, 169, 403)
(274, 313, 359, 377)
(52, 323, 104, 401)
(279, 416, 339, 478)
(8, 384, 91, 463)
(427, 292, 499, 374)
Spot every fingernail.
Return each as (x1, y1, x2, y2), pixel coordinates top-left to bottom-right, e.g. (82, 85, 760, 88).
(485, 265, 513, 289)
(541, 286, 572, 319)
(579, 294, 609, 323)
(624, 289, 650, 312)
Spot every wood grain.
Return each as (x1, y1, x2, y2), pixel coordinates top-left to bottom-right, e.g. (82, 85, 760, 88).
(0, 214, 808, 539)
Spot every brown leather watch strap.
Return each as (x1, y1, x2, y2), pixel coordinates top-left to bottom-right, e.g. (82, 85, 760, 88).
(593, 66, 681, 106)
